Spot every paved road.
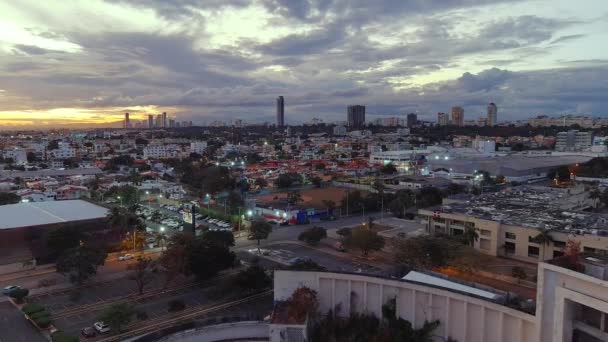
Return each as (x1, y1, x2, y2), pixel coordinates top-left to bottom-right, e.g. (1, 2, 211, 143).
(0, 301, 46, 342)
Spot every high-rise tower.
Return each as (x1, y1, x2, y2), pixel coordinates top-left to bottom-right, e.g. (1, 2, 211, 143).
(347, 105, 366, 128)
(487, 103, 497, 126)
(276, 96, 285, 127)
(451, 106, 464, 127)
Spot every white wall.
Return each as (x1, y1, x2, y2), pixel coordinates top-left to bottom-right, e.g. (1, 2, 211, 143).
(274, 271, 536, 342)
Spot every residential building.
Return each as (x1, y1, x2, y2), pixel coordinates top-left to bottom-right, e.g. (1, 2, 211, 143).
(190, 141, 208, 155)
(276, 96, 285, 127)
(437, 112, 449, 126)
(155, 114, 163, 128)
(148, 114, 154, 129)
(2, 147, 27, 164)
(333, 125, 347, 136)
(487, 102, 497, 126)
(347, 105, 366, 128)
(451, 106, 464, 126)
(555, 130, 592, 151)
(162, 112, 168, 128)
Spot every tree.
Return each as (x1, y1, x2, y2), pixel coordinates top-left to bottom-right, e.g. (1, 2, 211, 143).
(532, 229, 554, 261)
(226, 191, 244, 214)
(380, 163, 397, 175)
(336, 227, 352, 239)
(388, 189, 415, 218)
(394, 235, 455, 270)
(462, 227, 479, 247)
(47, 140, 60, 150)
(129, 257, 157, 295)
(511, 266, 527, 283)
(314, 163, 326, 170)
(0, 192, 20, 205)
(26, 152, 37, 163)
(287, 191, 303, 205)
(548, 166, 571, 182)
(46, 227, 83, 258)
(151, 210, 162, 222)
(322, 200, 336, 215)
(276, 172, 302, 188)
(311, 176, 323, 188)
(158, 235, 190, 289)
(298, 227, 327, 246)
(107, 207, 144, 233)
(201, 230, 235, 248)
(254, 178, 268, 188)
(186, 237, 235, 280)
(444, 183, 466, 196)
(233, 265, 271, 293)
(9, 288, 29, 304)
(98, 303, 134, 333)
(248, 219, 272, 253)
(345, 227, 385, 257)
(56, 246, 107, 284)
(416, 187, 443, 208)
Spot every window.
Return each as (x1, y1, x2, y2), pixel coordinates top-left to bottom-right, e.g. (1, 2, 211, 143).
(480, 239, 491, 251)
(553, 250, 564, 258)
(553, 241, 566, 248)
(505, 232, 516, 240)
(504, 242, 516, 254)
(528, 246, 540, 258)
(480, 229, 491, 237)
(452, 228, 463, 236)
(584, 247, 597, 253)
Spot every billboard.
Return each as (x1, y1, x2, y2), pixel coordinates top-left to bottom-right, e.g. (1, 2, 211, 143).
(182, 207, 193, 224)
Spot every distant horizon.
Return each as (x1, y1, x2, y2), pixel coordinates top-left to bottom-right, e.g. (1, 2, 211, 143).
(1, 1, 607, 128)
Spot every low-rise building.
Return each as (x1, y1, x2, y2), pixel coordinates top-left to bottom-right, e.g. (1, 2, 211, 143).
(418, 185, 606, 264)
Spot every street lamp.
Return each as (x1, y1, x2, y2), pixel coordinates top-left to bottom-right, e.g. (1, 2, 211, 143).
(117, 196, 123, 207)
(160, 226, 165, 232)
(247, 210, 253, 217)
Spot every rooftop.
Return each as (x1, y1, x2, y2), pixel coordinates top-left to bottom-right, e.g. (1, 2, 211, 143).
(426, 185, 608, 234)
(0, 200, 109, 230)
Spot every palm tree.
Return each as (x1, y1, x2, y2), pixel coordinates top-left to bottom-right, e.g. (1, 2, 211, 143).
(322, 200, 336, 215)
(532, 229, 554, 261)
(154, 231, 167, 251)
(590, 187, 602, 208)
(462, 227, 479, 247)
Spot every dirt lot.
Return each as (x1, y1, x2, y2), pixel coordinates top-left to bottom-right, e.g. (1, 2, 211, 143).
(254, 187, 361, 209)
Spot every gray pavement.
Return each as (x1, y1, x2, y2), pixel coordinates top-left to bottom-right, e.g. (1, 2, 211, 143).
(0, 301, 46, 342)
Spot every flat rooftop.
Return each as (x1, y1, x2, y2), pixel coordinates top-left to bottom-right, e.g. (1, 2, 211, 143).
(426, 186, 608, 234)
(0, 200, 109, 230)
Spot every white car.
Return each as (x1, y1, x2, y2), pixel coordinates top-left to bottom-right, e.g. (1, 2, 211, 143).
(93, 322, 110, 334)
(118, 254, 134, 261)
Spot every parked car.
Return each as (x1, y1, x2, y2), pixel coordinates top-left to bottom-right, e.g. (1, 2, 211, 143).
(118, 254, 134, 261)
(2, 285, 20, 295)
(93, 322, 110, 334)
(287, 257, 312, 266)
(80, 327, 96, 338)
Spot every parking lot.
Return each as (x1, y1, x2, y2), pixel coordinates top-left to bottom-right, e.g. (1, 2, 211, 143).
(29, 268, 242, 337)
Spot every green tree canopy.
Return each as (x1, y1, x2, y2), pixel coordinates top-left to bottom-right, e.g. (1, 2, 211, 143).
(0, 192, 21, 205)
(98, 303, 134, 333)
(56, 246, 107, 284)
(344, 227, 385, 257)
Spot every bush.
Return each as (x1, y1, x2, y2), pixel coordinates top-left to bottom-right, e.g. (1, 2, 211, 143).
(30, 310, 51, 321)
(51, 331, 78, 342)
(136, 310, 149, 320)
(168, 299, 186, 312)
(22, 303, 45, 315)
(34, 316, 52, 328)
(298, 227, 327, 246)
(9, 288, 29, 303)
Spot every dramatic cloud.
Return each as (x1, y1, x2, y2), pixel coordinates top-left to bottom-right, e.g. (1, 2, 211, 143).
(0, 0, 606, 128)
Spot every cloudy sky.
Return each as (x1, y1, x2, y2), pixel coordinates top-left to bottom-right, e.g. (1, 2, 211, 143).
(0, 0, 607, 129)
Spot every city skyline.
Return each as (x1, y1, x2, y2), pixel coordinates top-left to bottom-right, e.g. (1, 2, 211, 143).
(0, 0, 607, 129)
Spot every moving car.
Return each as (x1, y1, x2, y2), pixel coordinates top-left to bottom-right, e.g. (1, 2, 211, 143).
(2, 285, 20, 295)
(93, 322, 110, 333)
(80, 327, 96, 338)
(118, 254, 134, 261)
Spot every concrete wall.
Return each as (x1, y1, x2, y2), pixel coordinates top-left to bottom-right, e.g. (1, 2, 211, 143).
(274, 271, 536, 342)
(537, 262, 608, 342)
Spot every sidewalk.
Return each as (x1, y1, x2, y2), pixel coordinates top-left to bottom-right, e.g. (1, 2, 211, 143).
(0, 264, 56, 283)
